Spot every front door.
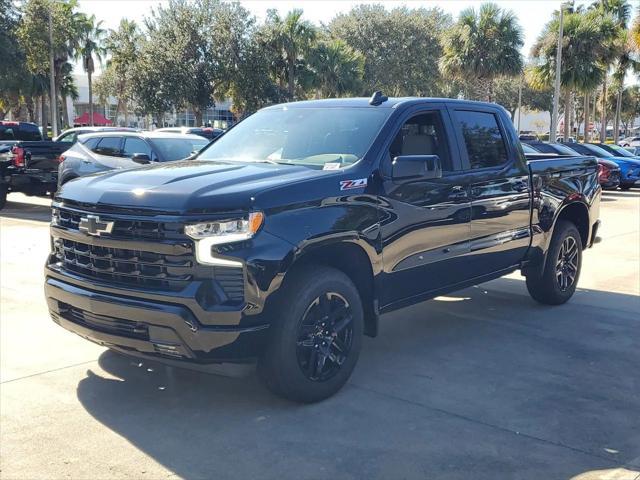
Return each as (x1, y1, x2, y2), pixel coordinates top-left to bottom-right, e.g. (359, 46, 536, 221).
(378, 106, 472, 309)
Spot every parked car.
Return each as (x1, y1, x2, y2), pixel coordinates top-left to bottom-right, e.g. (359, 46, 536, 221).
(47, 96, 600, 403)
(618, 136, 640, 147)
(155, 126, 224, 141)
(626, 146, 640, 156)
(57, 131, 209, 186)
(567, 143, 640, 190)
(589, 142, 640, 159)
(522, 141, 578, 156)
(0, 122, 72, 208)
(522, 141, 620, 190)
(54, 126, 140, 145)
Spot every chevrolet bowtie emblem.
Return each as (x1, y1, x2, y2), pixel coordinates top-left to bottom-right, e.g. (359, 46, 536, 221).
(78, 215, 114, 236)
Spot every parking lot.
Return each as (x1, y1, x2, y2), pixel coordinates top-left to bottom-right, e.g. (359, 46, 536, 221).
(0, 190, 638, 480)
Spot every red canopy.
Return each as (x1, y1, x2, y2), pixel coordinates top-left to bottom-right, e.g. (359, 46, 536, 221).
(74, 111, 112, 126)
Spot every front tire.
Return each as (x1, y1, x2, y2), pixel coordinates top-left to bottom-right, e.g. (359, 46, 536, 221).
(526, 220, 582, 305)
(619, 184, 633, 191)
(258, 265, 364, 403)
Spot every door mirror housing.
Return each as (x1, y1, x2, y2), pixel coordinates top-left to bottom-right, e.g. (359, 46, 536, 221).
(392, 155, 442, 181)
(131, 153, 151, 164)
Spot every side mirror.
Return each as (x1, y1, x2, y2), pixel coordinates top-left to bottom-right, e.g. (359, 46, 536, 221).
(131, 153, 151, 164)
(392, 155, 442, 181)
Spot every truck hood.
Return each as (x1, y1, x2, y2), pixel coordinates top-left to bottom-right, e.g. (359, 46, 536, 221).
(57, 160, 332, 213)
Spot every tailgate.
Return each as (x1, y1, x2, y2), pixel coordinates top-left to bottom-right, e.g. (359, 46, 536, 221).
(17, 141, 68, 172)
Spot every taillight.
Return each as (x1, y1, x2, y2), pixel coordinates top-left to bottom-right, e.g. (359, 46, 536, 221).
(58, 154, 65, 163)
(11, 146, 25, 167)
(598, 163, 609, 181)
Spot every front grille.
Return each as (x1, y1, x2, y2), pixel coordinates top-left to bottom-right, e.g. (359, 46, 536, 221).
(59, 302, 149, 340)
(54, 237, 194, 291)
(56, 208, 182, 240)
(51, 206, 246, 303)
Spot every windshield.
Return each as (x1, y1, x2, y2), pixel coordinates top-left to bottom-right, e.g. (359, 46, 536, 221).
(150, 138, 209, 161)
(197, 107, 390, 169)
(606, 144, 634, 157)
(570, 143, 612, 157)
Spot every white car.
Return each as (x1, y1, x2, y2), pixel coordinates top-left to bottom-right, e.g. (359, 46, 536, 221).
(618, 136, 640, 147)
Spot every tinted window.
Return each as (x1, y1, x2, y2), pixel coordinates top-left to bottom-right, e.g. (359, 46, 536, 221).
(149, 138, 208, 161)
(568, 143, 612, 157)
(94, 137, 122, 156)
(0, 124, 41, 141)
(390, 112, 453, 171)
(82, 137, 100, 150)
(521, 143, 539, 154)
(604, 144, 634, 157)
(455, 111, 508, 169)
(122, 137, 152, 158)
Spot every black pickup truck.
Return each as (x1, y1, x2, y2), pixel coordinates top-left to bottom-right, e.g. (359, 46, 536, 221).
(0, 121, 69, 208)
(45, 96, 600, 402)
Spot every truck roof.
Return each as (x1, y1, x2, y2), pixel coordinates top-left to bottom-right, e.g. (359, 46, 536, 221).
(264, 97, 504, 111)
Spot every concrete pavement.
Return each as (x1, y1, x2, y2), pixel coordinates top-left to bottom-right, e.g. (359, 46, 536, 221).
(1, 191, 638, 480)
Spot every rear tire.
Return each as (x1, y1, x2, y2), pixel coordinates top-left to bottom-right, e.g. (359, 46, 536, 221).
(526, 220, 582, 305)
(619, 184, 633, 191)
(258, 265, 364, 403)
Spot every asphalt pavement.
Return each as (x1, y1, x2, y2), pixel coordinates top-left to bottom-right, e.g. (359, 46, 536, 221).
(1, 191, 638, 480)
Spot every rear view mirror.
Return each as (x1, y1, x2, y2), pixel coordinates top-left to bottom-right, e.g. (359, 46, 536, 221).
(131, 153, 151, 164)
(392, 155, 442, 181)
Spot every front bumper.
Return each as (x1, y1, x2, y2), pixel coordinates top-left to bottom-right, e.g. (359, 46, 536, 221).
(45, 273, 270, 364)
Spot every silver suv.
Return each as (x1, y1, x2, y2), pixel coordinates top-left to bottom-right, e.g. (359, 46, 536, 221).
(57, 131, 209, 187)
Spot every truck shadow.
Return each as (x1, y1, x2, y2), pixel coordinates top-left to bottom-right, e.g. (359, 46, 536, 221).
(75, 277, 640, 479)
(0, 198, 52, 222)
(602, 189, 640, 199)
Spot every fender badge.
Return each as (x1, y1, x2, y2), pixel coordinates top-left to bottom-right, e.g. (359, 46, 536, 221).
(340, 178, 367, 190)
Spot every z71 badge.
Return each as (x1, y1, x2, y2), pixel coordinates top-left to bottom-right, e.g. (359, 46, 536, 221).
(340, 178, 367, 190)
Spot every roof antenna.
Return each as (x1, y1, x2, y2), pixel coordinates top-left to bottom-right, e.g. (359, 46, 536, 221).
(369, 91, 388, 106)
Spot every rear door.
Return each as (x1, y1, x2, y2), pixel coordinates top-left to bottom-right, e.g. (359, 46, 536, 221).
(449, 106, 531, 275)
(378, 105, 472, 307)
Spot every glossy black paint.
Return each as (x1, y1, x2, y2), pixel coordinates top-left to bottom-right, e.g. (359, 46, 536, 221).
(46, 98, 600, 366)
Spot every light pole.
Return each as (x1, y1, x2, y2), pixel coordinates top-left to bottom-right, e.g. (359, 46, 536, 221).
(549, 5, 564, 143)
(517, 76, 523, 135)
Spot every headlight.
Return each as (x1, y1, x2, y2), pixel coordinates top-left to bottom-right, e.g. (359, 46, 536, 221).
(51, 208, 60, 226)
(185, 212, 264, 266)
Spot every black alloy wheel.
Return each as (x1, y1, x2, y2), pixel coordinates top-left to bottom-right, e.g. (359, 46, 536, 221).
(296, 292, 354, 382)
(555, 236, 579, 292)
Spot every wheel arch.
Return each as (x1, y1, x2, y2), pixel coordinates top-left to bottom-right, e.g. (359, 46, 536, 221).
(555, 201, 590, 249)
(284, 240, 379, 338)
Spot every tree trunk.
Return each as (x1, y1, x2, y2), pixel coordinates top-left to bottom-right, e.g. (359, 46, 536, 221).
(287, 55, 295, 101)
(60, 94, 69, 129)
(124, 100, 129, 127)
(88, 72, 94, 126)
(41, 95, 48, 135)
(563, 90, 571, 141)
(613, 89, 622, 143)
(583, 93, 590, 142)
(54, 76, 62, 134)
(195, 106, 203, 127)
(599, 80, 607, 142)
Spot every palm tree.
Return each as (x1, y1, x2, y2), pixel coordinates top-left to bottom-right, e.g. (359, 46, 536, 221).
(308, 39, 364, 98)
(264, 9, 315, 101)
(590, 0, 631, 141)
(59, 62, 78, 128)
(531, 8, 617, 140)
(439, 3, 524, 101)
(104, 19, 140, 125)
(77, 14, 106, 126)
